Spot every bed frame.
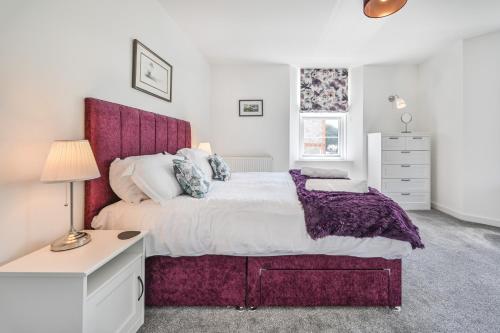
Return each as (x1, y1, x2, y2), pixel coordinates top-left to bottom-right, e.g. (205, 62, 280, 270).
(84, 98, 402, 309)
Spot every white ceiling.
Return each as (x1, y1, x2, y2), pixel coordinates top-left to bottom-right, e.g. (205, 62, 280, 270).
(159, 0, 500, 66)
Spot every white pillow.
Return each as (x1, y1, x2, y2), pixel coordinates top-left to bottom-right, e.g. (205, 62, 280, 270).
(301, 167, 348, 179)
(109, 154, 162, 204)
(305, 179, 368, 193)
(176, 148, 213, 180)
(131, 154, 184, 205)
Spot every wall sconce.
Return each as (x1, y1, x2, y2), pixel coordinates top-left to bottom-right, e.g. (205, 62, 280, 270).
(388, 95, 412, 133)
(388, 95, 407, 109)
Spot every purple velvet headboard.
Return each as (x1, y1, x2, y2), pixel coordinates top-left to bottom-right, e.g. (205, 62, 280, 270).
(84, 98, 191, 229)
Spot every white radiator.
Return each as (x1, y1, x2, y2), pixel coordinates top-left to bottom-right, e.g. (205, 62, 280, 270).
(223, 156, 273, 172)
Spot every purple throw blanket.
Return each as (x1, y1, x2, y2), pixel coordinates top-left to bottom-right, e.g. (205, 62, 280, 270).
(290, 170, 424, 249)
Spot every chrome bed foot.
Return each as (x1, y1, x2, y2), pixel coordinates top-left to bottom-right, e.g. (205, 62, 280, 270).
(390, 306, 402, 312)
(235, 306, 257, 311)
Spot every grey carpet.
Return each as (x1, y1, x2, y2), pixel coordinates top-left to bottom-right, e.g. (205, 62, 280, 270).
(138, 210, 500, 333)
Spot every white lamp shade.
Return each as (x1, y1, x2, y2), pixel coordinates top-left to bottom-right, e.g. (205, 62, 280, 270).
(395, 97, 407, 109)
(198, 142, 213, 155)
(41, 140, 100, 183)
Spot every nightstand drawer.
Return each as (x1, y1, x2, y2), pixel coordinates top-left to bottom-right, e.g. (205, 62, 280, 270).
(382, 179, 430, 193)
(382, 164, 430, 178)
(86, 256, 144, 333)
(382, 150, 430, 164)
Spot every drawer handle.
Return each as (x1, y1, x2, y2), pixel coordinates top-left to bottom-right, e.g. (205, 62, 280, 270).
(388, 137, 399, 140)
(401, 151, 410, 154)
(401, 193, 411, 196)
(401, 164, 410, 168)
(401, 179, 410, 182)
(138, 276, 144, 301)
(412, 137, 423, 139)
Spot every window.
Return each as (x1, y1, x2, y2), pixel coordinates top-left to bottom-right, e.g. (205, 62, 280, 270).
(298, 68, 349, 160)
(299, 113, 346, 160)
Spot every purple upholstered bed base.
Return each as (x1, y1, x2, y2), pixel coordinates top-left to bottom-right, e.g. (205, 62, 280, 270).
(84, 98, 402, 308)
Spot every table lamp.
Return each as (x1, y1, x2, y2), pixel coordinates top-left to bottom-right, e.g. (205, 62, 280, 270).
(198, 142, 213, 155)
(40, 140, 100, 251)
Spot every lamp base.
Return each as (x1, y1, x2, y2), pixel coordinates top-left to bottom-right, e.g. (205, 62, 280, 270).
(51, 231, 91, 252)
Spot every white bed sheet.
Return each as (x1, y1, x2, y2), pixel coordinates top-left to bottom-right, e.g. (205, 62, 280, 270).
(92, 172, 412, 259)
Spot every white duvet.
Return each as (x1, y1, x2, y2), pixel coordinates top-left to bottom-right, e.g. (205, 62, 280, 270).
(92, 172, 412, 259)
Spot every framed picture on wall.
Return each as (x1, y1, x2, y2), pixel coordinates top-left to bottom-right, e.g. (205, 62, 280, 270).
(239, 100, 263, 117)
(132, 39, 172, 102)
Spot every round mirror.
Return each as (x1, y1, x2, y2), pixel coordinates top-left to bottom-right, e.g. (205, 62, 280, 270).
(401, 112, 412, 124)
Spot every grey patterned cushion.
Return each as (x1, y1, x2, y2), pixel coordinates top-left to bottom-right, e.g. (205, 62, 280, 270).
(173, 159, 211, 198)
(208, 154, 231, 181)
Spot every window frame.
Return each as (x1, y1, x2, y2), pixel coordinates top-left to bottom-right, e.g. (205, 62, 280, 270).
(299, 112, 347, 161)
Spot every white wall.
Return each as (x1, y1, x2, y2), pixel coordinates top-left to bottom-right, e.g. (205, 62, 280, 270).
(0, 0, 211, 264)
(418, 41, 464, 219)
(462, 31, 500, 225)
(363, 65, 422, 134)
(210, 64, 290, 171)
(289, 66, 300, 168)
(418, 31, 500, 227)
(347, 66, 366, 179)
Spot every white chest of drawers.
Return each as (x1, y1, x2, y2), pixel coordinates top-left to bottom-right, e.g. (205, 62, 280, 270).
(368, 132, 431, 210)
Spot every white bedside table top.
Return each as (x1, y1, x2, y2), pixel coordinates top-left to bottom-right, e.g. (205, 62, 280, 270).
(0, 230, 147, 276)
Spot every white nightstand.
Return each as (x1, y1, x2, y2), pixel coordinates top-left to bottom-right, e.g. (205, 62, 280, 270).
(0, 230, 147, 333)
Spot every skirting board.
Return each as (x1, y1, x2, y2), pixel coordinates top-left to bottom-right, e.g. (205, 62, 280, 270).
(432, 202, 500, 228)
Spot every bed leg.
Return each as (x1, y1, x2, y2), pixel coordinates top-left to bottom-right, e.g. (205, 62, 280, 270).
(235, 306, 257, 311)
(390, 306, 401, 312)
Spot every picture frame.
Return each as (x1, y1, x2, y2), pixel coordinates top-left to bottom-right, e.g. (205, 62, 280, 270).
(239, 100, 264, 117)
(132, 39, 172, 102)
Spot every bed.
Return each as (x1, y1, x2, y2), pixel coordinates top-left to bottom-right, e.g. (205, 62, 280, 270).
(84, 97, 404, 309)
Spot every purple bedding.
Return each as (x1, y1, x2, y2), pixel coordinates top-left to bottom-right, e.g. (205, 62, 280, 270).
(289, 169, 424, 249)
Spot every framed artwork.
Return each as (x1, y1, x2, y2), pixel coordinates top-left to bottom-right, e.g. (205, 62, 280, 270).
(239, 100, 263, 117)
(132, 39, 172, 102)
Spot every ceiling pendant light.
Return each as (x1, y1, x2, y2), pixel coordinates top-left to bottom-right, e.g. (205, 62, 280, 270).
(363, 0, 408, 18)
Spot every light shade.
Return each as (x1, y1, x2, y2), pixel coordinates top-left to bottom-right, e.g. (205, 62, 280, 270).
(363, 0, 408, 18)
(41, 140, 100, 183)
(395, 96, 407, 109)
(388, 95, 407, 110)
(198, 142, 213, 155)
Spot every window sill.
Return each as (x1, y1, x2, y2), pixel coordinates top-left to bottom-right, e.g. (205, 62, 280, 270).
(296, 158, 353, 163)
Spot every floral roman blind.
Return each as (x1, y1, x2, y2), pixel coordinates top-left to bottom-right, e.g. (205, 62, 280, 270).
(300, 68, 348, 112)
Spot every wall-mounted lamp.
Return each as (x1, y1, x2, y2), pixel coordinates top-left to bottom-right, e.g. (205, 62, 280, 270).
(388, 95, 412, 133)
(363, 0, 408, 18)
(388, 95, 407, 109)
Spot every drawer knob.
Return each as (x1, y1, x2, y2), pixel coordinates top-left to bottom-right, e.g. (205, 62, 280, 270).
(401, 164, 410, 168)
(401, 179, 410, 182)
(401, 151, 410, 154)
(412, 137, 423, 139)
(402, 193, 411, 196)
(389, 137, 399, 140)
